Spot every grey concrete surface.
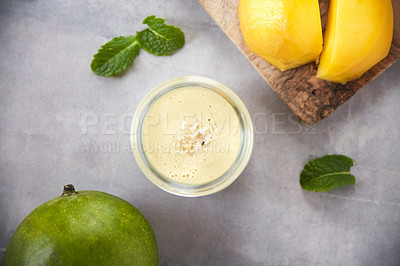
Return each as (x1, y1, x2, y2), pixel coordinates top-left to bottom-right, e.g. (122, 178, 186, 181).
(1, 0, 399, 265)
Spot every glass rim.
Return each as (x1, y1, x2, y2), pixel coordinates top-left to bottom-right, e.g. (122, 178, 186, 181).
(131, 76, 254, 197)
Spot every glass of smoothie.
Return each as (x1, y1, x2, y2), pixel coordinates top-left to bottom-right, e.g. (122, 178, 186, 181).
(131, 76, 254, 197)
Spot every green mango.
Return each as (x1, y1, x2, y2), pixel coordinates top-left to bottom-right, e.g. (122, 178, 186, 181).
(3, 185, 158, 266)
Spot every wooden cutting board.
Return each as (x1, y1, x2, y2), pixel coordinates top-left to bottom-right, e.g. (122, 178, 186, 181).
(199, 0, 400, 124)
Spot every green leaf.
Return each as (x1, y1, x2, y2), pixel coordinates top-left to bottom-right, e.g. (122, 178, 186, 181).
(300, 155, 356, 192)
(91, 35, 141, 77)
(137, 15, 185, 56)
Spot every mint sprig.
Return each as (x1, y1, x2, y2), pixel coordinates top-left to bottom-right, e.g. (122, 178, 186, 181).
(300, 155, 356, 192)
(91, 16, 185, 77)
(137, 15, 185, 56)
(91, 36, 141, 77)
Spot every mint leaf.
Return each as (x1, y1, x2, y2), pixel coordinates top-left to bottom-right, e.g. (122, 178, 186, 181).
(137, 15, 185, 56)
(90, 16, 185, 77)
(300, 155, 356, 192)
(91, 35, 141, 77)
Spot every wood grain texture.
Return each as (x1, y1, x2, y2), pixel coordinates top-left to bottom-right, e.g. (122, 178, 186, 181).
(199, 0, 400, 124)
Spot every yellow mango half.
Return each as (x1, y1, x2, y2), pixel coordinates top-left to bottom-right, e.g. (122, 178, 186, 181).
(317, 0, 393, 84)
(238, 0, 323, 71)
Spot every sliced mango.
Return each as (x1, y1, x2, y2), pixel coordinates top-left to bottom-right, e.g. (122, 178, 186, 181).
(238, 0, 323, 71)
(317, 0, 393, 84)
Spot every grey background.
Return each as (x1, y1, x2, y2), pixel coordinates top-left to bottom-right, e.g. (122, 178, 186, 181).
(1, 0, 399, 265)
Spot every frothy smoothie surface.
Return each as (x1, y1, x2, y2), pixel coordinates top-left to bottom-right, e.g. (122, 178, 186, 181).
(142, 86, 242, 185)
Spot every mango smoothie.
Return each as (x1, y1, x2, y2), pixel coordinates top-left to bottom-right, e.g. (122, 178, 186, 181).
(142, 87, 242, 185)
